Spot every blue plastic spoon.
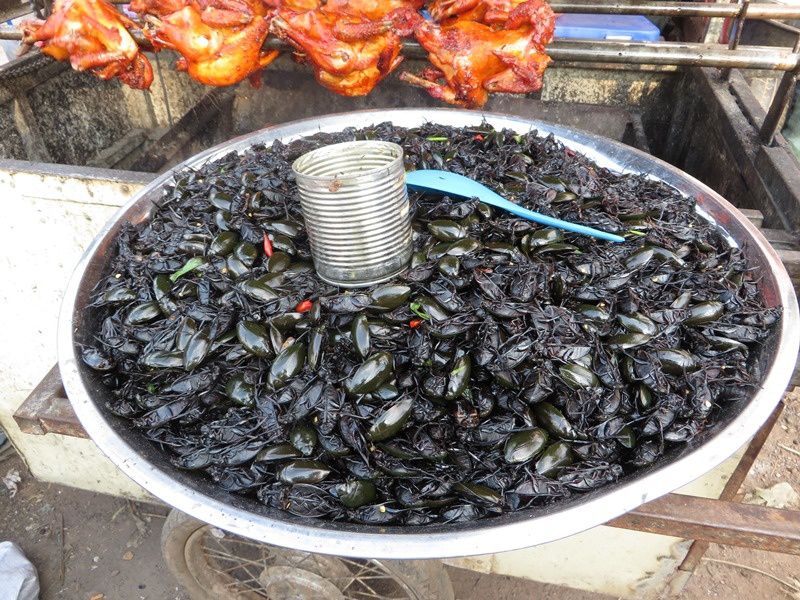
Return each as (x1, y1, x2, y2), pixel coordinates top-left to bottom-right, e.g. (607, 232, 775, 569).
(406, 170, 625, 243)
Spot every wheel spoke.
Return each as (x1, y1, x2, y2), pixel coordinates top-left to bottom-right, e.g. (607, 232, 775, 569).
(191, 529, 414, 600)
(204, 550, 269, 572)
(205, 532, 277, 551)
(202, 542, 268, 564)
(340, 562, 373, 590)
(352, 576, 384, 598)
(339, 558, 387, 579)
(347, 587, 392, 599)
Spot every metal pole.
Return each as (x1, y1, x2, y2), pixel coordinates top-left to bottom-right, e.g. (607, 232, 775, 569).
(721, 0, 750, 79)
(549, 2, 800, 19)
(4, 33, 800, 73)
(759, 35, 800, 145)
(545, 40, 800, 71)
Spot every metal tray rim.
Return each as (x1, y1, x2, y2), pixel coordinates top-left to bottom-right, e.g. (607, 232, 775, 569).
(57, 108, 800, 559)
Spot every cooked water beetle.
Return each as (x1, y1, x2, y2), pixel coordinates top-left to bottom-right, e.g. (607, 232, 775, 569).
(278, 460, 330, 484)
(334, 480, 377, 508)
(428, 219, 467, 241)
(367, 397, 414, 441)
(209, 231, 239, 256)
(504, 429, 548, 463)
(125, 302, 161, 325)
(269, 341, 306, 388)
(685, 301, 724, 326)
(236, 321, 272, 357)
(535, 442, 574, 477)
(347, 352, 394, 395)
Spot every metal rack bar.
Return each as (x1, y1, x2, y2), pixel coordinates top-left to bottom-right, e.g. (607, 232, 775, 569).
(549, 2, 800, 20)
(4, 30, 798, 72)
(270, 37, 800, 71)
(721, 0, 750, 80)
(544, 40, 799, 70)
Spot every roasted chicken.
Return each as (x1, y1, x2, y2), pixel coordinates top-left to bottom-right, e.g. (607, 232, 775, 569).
(21, 0, 153, 89)
(428, 0, 554, 46)
(272, 8, 414, 95)
(400, 2, 554, 108)
(142, 0, 277, 86)
(428, 0, 524, 25)
(19, 0, 559, 103)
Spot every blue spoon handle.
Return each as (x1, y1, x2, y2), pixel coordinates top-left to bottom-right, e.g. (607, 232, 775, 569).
(406, 174, 626, 244)
(487, 193, 626, 243)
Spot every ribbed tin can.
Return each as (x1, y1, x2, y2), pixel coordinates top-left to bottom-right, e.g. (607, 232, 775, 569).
(292, 141, 412, 287)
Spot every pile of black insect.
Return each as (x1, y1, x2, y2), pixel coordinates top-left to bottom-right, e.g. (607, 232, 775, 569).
(83, 122, 780, 525)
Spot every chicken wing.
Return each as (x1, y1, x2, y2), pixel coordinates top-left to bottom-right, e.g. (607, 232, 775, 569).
(129, 0, 186, 17)
(21, 0, 153, 89)
(143, 0, 277, 86)
(400, 5, 554, 108)
(262, 0, 320, 10)
(271, 8, 409, 96)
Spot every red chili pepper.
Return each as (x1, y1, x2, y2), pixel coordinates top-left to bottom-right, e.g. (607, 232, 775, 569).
(409, 319, 423, 328)
(474, 134, 484, 142)
(565, 148, 576, 157)
(263, 232, 273, 257)
(295, 299, 313, 313)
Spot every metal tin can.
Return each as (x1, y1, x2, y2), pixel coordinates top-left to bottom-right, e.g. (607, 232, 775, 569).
(292, 140, 412, 287)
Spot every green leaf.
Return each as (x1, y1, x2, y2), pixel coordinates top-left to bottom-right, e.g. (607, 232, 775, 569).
(409, 302, 431, 320)
(513, 134, 524, 144)
(626, 229, 647, 237)
(170, 257, 205, 283)
(146, 383, 157, 394)
(426, 136, 448, 142)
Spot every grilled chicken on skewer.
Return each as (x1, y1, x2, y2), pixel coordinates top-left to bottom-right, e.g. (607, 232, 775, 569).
(21, 0, 154, 89)
(18, 0, 557, 103)
(140, 0, 277, 86)
(400, 1, 554, 107)
(272, 7, 420, 95)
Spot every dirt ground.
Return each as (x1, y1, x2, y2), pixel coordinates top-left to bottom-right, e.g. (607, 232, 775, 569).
(0, 389, 798, 600)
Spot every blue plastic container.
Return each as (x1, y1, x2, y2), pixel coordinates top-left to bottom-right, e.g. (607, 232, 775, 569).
(555, 14, 661, 41)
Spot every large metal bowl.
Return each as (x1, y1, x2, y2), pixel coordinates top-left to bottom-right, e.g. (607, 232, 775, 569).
(58, 109, 799, 559)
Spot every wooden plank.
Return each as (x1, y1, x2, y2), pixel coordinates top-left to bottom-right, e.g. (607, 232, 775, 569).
(677, 403, 785, 573)
(777, 248, 800, 287)
(761, 227, 799, 249)
(740, 208, 765, 229)
(13, 365, 88, 438)
(608, 493, 800, 555)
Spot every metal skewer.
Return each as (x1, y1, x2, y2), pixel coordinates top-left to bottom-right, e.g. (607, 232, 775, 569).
(6, 29, 797, 73)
